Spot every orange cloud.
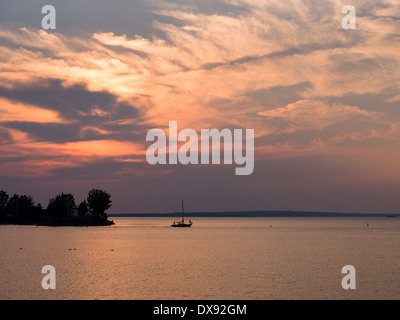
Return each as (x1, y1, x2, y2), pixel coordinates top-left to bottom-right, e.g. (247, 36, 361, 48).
(0, 97, 67, 123)
(0, 131, 147, 177)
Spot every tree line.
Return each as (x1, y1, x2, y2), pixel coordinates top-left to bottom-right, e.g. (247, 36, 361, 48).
(0, 189, 113, 226)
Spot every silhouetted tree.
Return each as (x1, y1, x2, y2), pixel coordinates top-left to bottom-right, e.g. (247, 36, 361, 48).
(5, 194, 35, 218)
(0, 189, 113, 226)
(77, 200, 89, 217)
(47, 193, 76, 218)
(87, 189, 112, 218)
(34, 203, 44, 217)
(0, 190, 9, 217)
(6, 194, 18, 216)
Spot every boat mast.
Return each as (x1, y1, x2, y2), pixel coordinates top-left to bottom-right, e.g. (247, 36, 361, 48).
(182, 199, 184, 222)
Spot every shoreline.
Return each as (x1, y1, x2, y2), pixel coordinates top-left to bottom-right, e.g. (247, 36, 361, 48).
(0, 217, 115, 227)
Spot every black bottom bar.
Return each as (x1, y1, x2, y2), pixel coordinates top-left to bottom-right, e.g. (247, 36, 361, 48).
(0, 300, 393, 319)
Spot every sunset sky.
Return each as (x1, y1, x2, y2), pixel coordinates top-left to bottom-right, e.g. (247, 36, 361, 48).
(0, 0, 400, 213)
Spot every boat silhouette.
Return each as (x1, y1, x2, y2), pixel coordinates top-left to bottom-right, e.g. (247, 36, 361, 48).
(171, 200, 193, 227)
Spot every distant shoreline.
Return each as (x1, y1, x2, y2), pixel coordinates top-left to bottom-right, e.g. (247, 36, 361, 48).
(109, 211, 399, 218)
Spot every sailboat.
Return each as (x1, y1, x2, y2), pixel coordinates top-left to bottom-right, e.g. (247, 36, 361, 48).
(171, 200, 193, 227)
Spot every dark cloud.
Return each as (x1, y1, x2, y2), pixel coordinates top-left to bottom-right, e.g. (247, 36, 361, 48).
(330, 56, 390, 75)
(325, 89, 400, 113)
(201, 41, 357, 71)
(0, 79, 126, 117)
(247, 82, 312, 108)
(0, 79, 145, 142)
(0, 125, 12, 144)
(1, 122, 78, 143)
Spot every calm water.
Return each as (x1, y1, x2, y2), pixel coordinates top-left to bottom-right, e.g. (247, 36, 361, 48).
(1, 217, 399, 300)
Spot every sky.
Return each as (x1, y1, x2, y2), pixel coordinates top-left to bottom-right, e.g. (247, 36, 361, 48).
(0, 0, 400, 213)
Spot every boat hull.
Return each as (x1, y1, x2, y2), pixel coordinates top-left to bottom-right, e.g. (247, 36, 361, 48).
(171, 223, 192, 228)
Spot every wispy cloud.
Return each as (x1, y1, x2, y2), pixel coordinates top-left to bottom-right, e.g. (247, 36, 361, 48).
(258, 100, 382, 132)
(0, 0, 399, 184)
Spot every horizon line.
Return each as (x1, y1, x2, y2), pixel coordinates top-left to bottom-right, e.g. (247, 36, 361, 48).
(108, 210, 400, 218)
